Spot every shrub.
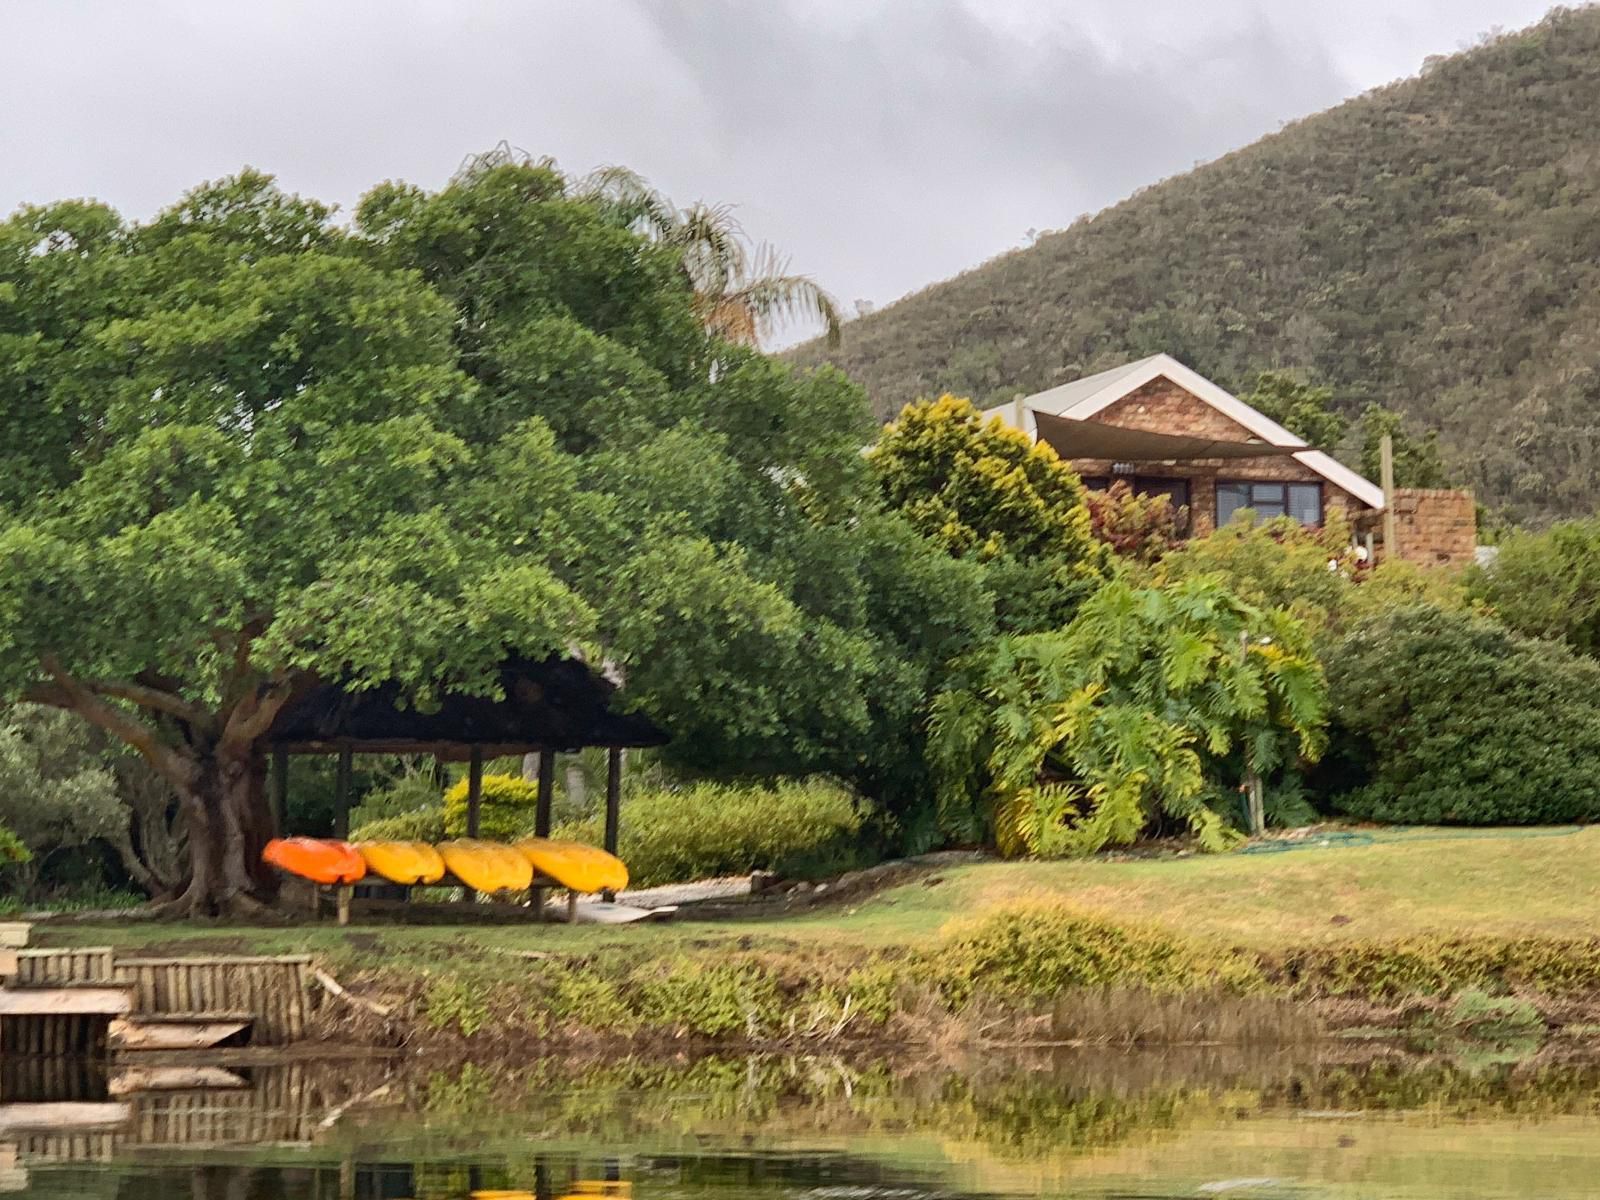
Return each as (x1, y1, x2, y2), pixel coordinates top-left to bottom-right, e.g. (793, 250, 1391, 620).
(1323, 604, 1600, 824)
(936, 897, 1262, 1004)
(1280, 935, 1600, 999)
(1444, 989, 1543, 1041)
(929, 578, 1327, 856)
(1084, 481, 1183, 563)
(629, 956, 782, 1037)
(551, 777, 864, 887)
(1468, 516, 1600, 654)
(349, 807, 446, 843)
(442, 773, 540, 840)
(1145, 511, 1469, 639)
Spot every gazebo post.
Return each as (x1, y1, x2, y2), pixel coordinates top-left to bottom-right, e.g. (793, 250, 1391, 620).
(270, 746, 289, 835)
(333, 745, 352, 840)
(532, 750, 555, 921)
(466, 747, 484, 839)
(602, 747, 622, 903)
(535, 750, 554, 837)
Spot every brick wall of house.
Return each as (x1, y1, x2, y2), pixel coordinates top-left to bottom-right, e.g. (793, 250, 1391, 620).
(1388, 488, 1477, 567)
(1063, 377, 1371, 536)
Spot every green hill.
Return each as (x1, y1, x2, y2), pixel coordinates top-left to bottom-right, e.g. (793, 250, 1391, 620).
(790, 8, 1600, 523)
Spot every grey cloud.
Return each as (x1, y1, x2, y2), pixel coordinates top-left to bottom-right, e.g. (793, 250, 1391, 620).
(0, 0, 1562, 343)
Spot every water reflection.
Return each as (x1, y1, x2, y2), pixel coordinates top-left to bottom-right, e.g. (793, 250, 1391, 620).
(4, 1046, 1600, 1197)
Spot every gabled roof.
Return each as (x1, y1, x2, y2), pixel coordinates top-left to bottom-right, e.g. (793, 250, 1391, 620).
(987, 353, 1385, 510)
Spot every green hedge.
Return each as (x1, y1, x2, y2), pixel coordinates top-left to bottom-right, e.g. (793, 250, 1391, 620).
(442, 774, 539, 840)
(1323, 604, 1600, 824)
(348, 808, 445, 843)
(552, 777, 865, 888)
(935, 898, 1263, 1003)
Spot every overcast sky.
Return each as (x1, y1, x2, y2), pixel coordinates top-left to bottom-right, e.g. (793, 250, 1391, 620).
(2, 1, 1563, 341)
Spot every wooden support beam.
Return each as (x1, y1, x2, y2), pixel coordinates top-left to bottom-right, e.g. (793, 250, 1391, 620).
(1380, 433, 1399, 563)
(271, 745, 289, 835)
(535, 748, 554, 838)
(466, 746, 484, 839)
(604, 747, 622, 856)
(333, 745, 352, 840)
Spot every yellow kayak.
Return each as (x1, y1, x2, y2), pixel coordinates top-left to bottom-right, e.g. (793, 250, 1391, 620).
(515, 838, 629, 894)
(438, 840, 534, 894)
(355, 840, 446, 886)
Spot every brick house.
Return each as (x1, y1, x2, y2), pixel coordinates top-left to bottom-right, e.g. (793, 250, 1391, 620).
(981, 354, 1475, 566)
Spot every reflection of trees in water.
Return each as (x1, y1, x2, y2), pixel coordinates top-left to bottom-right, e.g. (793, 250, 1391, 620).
(10, 1049, 1600, 1197)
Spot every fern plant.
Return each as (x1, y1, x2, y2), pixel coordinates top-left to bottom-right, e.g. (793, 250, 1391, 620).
(929, 578, 1328, 857)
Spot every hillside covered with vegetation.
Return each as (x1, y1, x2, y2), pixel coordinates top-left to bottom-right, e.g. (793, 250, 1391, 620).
(791, 7, 1600, 523)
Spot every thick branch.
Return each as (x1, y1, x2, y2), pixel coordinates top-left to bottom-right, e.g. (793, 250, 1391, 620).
(39, 657, 195, 788)
(222, 676, 301, 747)
(83, 679, 215, 729)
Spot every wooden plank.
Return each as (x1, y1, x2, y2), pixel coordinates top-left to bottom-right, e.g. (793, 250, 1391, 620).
(108, 1066, 247, 1094)
(109, 1018, 251, 1051)
(115, 955, 312, 966)
(0, 1103, 130, 1132)
(0, 987, 132, 1016)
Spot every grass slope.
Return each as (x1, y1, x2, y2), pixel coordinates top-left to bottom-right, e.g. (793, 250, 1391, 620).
(43, 826, 1600, 963)
(791, 8, 1600, 521)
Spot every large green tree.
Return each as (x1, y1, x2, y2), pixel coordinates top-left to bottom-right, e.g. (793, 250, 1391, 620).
(0, 161, 981, 915)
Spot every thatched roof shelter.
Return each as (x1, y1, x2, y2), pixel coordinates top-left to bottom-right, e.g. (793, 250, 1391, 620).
(263, 655, 668, 858)
(266, 655, 668, 759)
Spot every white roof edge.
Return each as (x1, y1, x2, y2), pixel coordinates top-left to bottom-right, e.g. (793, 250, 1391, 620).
(1021, 352, 1386, 511)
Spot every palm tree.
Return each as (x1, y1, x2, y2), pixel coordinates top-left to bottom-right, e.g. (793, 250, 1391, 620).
(575, 165, 842, 348)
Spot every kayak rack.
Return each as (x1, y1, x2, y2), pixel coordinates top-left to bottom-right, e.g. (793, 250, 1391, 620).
(312, 871, 587, 926)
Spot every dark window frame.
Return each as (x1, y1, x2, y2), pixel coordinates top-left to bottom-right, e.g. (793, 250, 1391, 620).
(1216, 480, 1323, 527)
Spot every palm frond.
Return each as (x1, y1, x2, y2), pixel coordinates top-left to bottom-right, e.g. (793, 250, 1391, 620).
(717, 247, 842, 346)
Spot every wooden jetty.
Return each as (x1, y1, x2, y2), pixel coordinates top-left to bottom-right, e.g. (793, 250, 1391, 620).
(0, 930, 312, 1051)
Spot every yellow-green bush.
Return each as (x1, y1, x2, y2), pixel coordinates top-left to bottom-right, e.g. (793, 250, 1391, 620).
(349, 807, 445, 843)
(629, 956, 783, 1036)
(443, 773, 539, 840)
(936, 897, 1263, 1003)
(1280, 935, 1600, 1000)
(552, 776, 865, 887)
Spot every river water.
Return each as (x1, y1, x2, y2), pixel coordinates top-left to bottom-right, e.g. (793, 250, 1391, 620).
(7, 1046, 1600, 1198)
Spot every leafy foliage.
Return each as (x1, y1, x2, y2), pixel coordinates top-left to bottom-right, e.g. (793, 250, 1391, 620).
(1467, 517, 1600, 654)
(1243, 372, 1449, 489)
(441, 773, 541, 841)
(1084, 481, 1183, 563)
(1146, 511, 1467, 638)
(936, 898, 1262, 1004)
(929, 579, 1328, 857)
(0, 158, 990, 907)
(349, 808, 446, 844)
(870, 395, 1100, 562)
(869, 394, 1106, 633)
(0, 707, 121, 869)
(791, 9, 1600, 520)
(552, 776, 864, 887)
(1322, 605, 1600, 824)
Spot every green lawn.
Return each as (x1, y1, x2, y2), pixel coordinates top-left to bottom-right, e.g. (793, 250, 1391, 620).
(37, 825, 1600, 965)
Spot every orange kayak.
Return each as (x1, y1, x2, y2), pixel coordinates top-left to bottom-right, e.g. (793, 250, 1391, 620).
(262, 838, 367, 885)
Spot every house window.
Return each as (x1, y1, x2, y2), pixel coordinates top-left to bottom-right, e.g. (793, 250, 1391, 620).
(1216, 481, 1323, 527)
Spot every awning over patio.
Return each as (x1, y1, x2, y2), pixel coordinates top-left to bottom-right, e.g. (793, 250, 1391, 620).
(1031, 412, 1304, 463)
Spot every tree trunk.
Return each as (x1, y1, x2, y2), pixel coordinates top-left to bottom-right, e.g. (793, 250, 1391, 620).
(157, 740, 281, 919)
